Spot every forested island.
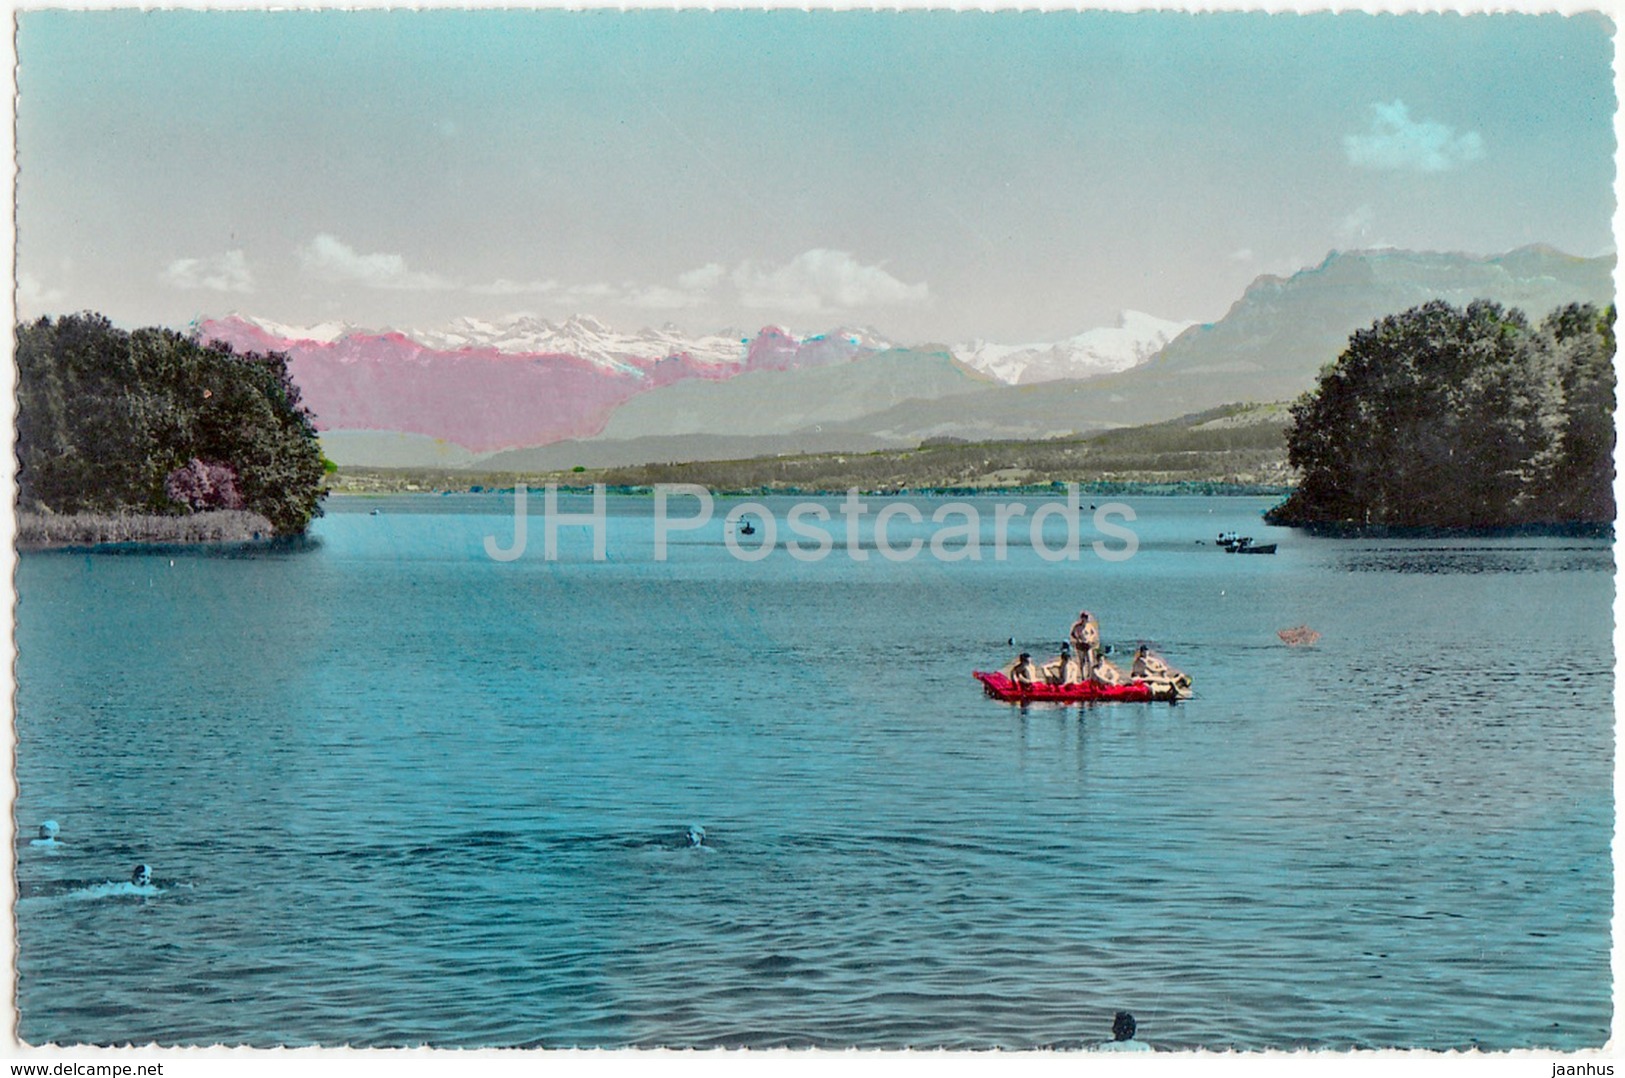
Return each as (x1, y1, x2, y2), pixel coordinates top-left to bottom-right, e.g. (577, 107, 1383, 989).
(16, 313, 328, 547)
(1265, 300, 1615, 531)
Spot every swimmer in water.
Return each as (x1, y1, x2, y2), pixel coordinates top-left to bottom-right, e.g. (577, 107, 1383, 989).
(1097, 1010, 1151, 1052)
(30, 820, 60, 847)
(686, 825, 706, 849)
(131, 864, 152, 887)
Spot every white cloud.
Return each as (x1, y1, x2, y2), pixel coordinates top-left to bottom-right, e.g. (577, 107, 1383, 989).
(298, 233, 457, 291)
(16, 272, 67, 316)
(625, 284, 708, 310)
(161, 249, 255, 293)
(623, 263, 728, 310)
(1343, 100, 1485, 173)
(448, 253, 924, 317)
(1228, 248, 1254, 263)
(470, 277, 560, 296)
(732, 249, 929, 313)
(678, 262, 726, 291)
(559, 282, 618, 303)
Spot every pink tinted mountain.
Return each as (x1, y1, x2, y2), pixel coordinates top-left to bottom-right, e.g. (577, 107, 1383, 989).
(195, 316, 885, 454)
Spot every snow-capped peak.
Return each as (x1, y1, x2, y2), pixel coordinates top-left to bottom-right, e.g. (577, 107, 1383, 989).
(955, 310, 1196, 385)
(211, 312, 360, 345)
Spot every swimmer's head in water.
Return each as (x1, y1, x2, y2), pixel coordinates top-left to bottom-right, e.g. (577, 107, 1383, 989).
(131, 864, 151, 887)
(38, 820, 59, 840)
(1112, 1011, 1137, 1041)
(687, 825, 706, 847)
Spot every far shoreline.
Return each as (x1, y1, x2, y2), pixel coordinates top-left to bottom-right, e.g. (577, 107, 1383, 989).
(326, 479, 1296, 499)
(326, 488, 1612, 541)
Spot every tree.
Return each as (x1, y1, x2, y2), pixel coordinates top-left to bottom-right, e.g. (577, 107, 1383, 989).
(1267, 300, 1614, 528)
(1532, 303, 1616, 522)
(15, 313, 327, 534)
(164, 459, 247, 511)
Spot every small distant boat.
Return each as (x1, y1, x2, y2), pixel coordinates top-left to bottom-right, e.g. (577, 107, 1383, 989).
(1226, 540, 1277, 555)
(974, 671, 1175, 703)
(739, 521, 756, 536)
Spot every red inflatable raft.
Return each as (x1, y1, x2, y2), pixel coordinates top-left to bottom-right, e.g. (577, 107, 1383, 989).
(974, 671, 1159, 703)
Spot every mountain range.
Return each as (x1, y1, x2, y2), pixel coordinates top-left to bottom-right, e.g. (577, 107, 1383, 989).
(198, 316, 894, 456)
(197, 245, 1614, 469)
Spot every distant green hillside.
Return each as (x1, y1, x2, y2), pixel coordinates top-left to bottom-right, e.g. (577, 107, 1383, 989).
(330, 402, 1291, 495)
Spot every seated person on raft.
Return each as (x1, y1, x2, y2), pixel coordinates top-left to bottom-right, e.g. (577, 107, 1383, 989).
(1131, 645, 1191, 690)
(1093, 653, 1131, 685)
(1011, 652, 1037, 690)
(1044, 643, 1076, 685)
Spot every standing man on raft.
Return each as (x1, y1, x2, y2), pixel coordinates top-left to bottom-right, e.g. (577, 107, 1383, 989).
(1069, 610, 1101, 682)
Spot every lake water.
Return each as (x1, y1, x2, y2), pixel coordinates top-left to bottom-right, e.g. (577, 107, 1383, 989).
(13, 493, 1614, 1049)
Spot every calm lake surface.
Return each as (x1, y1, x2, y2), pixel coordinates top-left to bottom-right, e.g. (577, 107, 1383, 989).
(13, 493, 1614, 1049)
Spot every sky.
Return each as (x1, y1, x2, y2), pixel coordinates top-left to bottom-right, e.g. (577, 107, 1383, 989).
(13, 9, 1618, 344)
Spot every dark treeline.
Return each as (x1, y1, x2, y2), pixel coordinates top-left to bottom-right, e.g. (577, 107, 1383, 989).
(16, 313, 328, 535)
(1267, 300, 1615, 529)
